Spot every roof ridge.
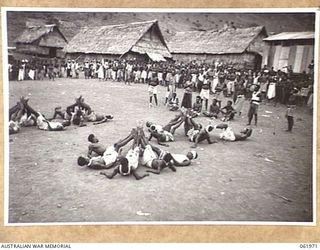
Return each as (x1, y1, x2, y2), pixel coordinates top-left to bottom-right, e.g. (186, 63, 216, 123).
(88, 19, 158, 29)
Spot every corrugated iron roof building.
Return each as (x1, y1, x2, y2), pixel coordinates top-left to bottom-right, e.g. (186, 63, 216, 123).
(262, 31, 314, 73)
(63, 20, 172, 62)
(167, 26, 267, 70)
(14, 24, 68, 58)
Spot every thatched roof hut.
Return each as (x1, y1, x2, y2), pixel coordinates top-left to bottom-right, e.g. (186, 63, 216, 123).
(168, 26, 266, 54)
(64, 20, 172, 62)
(167, 26, 267, 69)
(14, 24, 68, 58)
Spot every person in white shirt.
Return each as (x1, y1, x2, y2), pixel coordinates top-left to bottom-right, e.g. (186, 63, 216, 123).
(247, 85, 261, 126)
(171, 150, 198, 167)
(218, 126, 252, 142)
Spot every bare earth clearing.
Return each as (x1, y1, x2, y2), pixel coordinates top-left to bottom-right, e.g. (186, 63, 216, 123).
(8, 77, 313, 223)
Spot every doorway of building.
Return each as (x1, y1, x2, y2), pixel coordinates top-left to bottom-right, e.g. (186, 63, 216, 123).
(254, 53, 263, 71)
(49, 47, 57, 58)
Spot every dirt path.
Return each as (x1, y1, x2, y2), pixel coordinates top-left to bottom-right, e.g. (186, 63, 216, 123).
(7, 78, 313, 223)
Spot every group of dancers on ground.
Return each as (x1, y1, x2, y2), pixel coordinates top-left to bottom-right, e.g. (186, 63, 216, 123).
(76, 106, 252, 180)
(9, 94, 253, 181)
(8, 95, 114, 135)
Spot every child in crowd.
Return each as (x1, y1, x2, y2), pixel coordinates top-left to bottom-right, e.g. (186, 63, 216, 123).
(220, 100, 236, 121)
(168, 93, 179, 111)
(203, 98, 220, 119)
(192, 96, 202, 117)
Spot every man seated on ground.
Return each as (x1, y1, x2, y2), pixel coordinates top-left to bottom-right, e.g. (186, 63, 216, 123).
(100, 128, 149, 180)
(168, 92, 179, 111)
(220, 100, 236, 121)
(192, 96, 202, 117)
(139, 133, 176, 175)
(216, 124, 253, 142)
(87, 134, 107, 157)
(203, 98, 220, 119)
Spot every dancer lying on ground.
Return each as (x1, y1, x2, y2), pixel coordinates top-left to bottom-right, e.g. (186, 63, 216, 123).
(100, 128, 149, 180)
(9, 97, 30, 134)
(51, 96, 91, 120)
(139, 133, 176, 174)
(171, 150, 198, 167)
(141, 126, 198, 167)
(216, 125, 253, 142)
(78, 128, 138, 169)
(146, 109, 188, 145)
(51, 96, 113, 126)
(185, 117, 228, 148)
(10, 97, 64, 132)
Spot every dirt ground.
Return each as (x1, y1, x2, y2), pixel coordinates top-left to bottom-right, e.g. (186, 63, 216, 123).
(7, 77, 313, 223)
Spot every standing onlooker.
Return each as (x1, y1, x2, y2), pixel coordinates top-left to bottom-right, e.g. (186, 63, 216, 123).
(200, 75, 211, 111)
(66, 59, 72, 78)
(84, 61, 90, 79)
(285, 101, 296, 132)
(148, 72, 159, 107)
(247, 85, 261, 126)
(48, 62, 55, 81)
(181, 76, 193, 109)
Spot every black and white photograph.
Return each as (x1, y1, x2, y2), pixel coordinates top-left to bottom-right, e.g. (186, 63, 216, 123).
(3, 8, 317, 224)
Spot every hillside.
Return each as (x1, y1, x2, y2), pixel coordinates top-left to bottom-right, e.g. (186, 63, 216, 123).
(6, 11, 315, 47)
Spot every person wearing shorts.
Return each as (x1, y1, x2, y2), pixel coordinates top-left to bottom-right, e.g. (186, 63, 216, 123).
(247, 86, 261, 126)
(200, 76, 211, 110)
(148, 72, 159, 107)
